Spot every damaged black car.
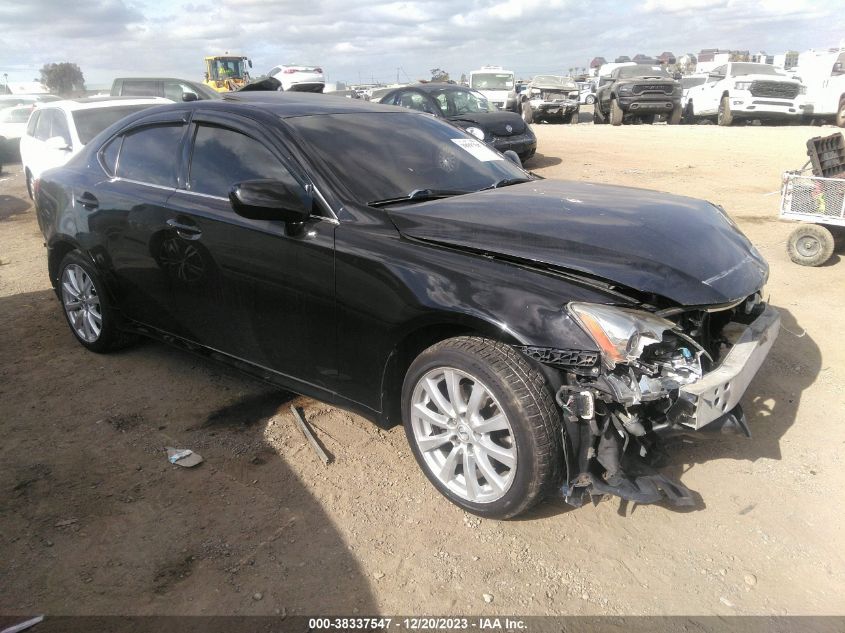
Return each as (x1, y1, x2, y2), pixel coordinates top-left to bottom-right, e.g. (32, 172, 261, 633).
(34, 93, 778, 519)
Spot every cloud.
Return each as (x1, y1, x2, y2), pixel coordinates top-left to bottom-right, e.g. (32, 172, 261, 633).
(0, 0, 842, 87)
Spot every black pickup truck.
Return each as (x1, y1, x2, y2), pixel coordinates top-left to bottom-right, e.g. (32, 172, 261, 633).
(594, 65, 682, 126)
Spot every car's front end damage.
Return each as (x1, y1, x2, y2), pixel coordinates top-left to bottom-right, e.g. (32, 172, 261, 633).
(542, 293, 779, 507)
(526, 81, 580, 119)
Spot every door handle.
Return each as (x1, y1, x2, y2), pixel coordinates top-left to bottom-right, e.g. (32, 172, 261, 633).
(166, 218, 202, 239)
(75, 192, 98, 210)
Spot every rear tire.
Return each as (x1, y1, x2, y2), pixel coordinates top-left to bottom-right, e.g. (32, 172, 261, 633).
(610, 98, 624, 126)
(718, 95, 734, 126)
(787, 224, 835, 267)
(57, 250, 137, 353)
(402, 336, 562, 519)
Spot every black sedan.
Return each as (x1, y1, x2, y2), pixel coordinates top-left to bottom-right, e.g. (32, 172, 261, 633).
(35, 93, 778, 518)
(378, 83, 536, 163)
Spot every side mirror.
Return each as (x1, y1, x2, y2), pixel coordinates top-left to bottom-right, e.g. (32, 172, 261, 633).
(503, 150, 521, 167)
(181, 92, 199, 102)
(833, 62, 844, 75)
(45, 136, 71, 151)
(229, 179, 312, 223)
(248, 60, 253, 69)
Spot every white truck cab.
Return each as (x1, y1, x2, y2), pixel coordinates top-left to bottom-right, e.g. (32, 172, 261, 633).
(795, 50, 845, 127)
(469, 66, 517, 112)
(684, 62, 804, 126)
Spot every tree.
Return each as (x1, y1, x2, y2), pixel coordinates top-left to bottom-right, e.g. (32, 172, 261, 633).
(430, 68, 449, 82)
(39, 62, 85, 96)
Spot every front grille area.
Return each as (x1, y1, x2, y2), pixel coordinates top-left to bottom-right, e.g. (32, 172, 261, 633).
(632, 83, 673, 95)
(517, 346, 599, 369)
(750, 81, 799, 99)
(489, 120, 526, 136)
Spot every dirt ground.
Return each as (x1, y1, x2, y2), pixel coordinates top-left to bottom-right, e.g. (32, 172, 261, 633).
(1, 114, 844, 618)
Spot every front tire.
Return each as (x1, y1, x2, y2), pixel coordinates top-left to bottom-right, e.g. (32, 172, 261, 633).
(787, 224, 835, 267)
(402, 336, 562, 519)
(668, 105, 682, 125)
(521, 102, 534, 125)
(58, 250, 136, 353)
(718, 95, 734, 126)
(836, 98, 845, 128)
(609, 98, 624, 126)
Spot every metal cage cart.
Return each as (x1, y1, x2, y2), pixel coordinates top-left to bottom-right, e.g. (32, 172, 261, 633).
(780, 133, 845, 266)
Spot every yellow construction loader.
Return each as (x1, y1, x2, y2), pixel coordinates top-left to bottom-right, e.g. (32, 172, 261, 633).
(203, 54, 252, 92)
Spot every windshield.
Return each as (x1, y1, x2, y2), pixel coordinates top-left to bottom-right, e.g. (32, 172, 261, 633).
(731, 63, 781, 77)
(72, 105, 160, 145)
(210, 58, 246, 81)
(532, 75, 565, 85)
(681, 77, 707, 89)
(0, 107, 31, 123)
(286, 112, 527, 204)
(470, 73, 514, 90)
(618, 65, 672, 79)
(431, 88, 494, 115)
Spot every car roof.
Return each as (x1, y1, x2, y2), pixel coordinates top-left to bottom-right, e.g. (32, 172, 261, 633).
(34, 97, 170, 111)
(219, 91, 402, 116)
(399, 83, 467, 93)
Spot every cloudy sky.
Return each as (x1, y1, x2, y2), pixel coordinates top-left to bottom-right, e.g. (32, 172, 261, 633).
(1, 0, 843, 87)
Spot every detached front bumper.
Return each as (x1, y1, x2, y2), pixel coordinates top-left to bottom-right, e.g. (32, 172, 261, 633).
(675, 306, 780, 432)
(531, 99, 579, 115)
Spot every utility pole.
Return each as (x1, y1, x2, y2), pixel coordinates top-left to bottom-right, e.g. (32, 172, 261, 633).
(2, 73, 7, 95)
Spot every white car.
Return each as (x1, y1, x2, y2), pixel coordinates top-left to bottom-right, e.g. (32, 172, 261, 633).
(0, 105, 33, 159)
(684, 62, 803, 126)
(20, 96, 167, 197)
(679, 74, 708, 119)
(267, 65, 325, 92)
(795, 49, 845, 126)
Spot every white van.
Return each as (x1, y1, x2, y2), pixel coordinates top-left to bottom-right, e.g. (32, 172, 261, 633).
(469, 66, 517, 112)
(795, 50, 845, 126)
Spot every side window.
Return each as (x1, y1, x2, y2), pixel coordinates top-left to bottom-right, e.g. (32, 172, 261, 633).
(188, 124, 289, 199)
(709, 65, 726, 81)
(99, 137, 122, 176)
(396, 91, 435, 114)
(27, 111, 41, 136)
(117, 124, 184, 187)
(35, 109, 53, 140)
(52, 111, 71, 145)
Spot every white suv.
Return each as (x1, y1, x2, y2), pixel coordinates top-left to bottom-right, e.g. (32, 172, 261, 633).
(684, 62, 804, 126)
(20, 96, 167, 197)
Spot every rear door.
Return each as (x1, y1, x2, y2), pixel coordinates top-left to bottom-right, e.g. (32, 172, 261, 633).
(160, 111, 337, 387)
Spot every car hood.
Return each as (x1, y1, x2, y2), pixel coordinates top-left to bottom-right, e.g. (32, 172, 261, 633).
(448, 111, 527, 135)
(386, 180, 768, 306)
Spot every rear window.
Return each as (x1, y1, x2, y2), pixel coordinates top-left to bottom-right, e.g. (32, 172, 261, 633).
(119, 80, 160, 97)
(72, 105, 159, 145)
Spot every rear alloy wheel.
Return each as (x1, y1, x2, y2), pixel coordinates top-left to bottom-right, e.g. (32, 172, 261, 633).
(609, 98, 624, 126)
(787, 224, 835, 267)
(402, 336, 562, 519)
(718, 95, 734, 126)
(585, 94, 595, 105)
(521, 102, 534, 125)
(58, 250, 135, 352)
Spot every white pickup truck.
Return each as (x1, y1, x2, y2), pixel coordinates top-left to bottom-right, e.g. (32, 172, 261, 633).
(795, 50, 845, 127)
(685, 62, 804, 126)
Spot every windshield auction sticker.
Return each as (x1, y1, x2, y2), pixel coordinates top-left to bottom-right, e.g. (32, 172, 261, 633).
(450, 138, 503, 161)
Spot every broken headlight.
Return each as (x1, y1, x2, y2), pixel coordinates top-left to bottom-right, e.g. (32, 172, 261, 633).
(568, 302, 674, 369)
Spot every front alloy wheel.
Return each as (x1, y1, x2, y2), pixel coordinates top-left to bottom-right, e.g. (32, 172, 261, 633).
(402, 336, 562, 519)
(410, 367, 516, 503)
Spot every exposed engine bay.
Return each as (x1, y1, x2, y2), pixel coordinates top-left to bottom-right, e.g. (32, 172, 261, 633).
(537, 292, 780, 507)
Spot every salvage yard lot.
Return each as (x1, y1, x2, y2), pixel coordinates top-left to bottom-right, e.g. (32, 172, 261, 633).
(1, 119, 844, 616)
